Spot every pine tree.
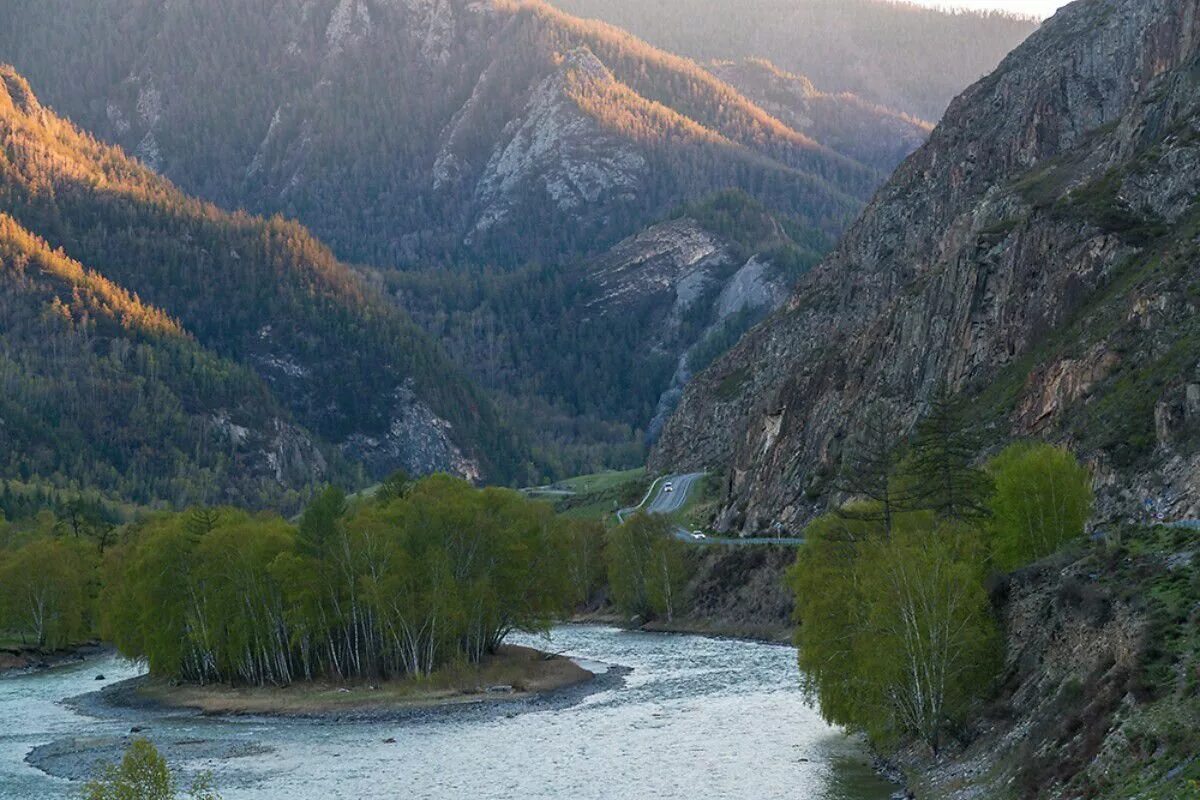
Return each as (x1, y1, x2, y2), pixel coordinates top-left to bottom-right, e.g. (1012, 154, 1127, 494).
(836, 400, 911, 536)
(907, 391, 992, 523)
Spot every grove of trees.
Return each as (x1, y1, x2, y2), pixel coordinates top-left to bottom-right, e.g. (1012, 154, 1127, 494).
(791, 396, 1094, 751)
(101, 476, 587, 685)
(605, 513, 691, 621)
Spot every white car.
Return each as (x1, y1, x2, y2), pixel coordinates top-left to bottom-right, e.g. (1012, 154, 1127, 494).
(691, 531, 707, 540)
(663, 483, 674, 493)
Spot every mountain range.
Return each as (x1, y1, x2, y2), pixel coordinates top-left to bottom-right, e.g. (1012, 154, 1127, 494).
(0, 0, 1042, 506)
(548, 0, 1039, 122)
(0, 0, 918, 269)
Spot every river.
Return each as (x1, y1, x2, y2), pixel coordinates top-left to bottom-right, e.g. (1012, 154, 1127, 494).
(1, 625, 896, 800)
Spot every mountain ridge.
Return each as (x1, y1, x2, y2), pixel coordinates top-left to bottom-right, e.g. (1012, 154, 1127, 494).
(0, 0, 896, 268)
(0, 64, 532, 504)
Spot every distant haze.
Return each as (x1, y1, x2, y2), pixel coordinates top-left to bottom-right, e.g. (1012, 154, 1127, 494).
(903, 0, 1069, 18)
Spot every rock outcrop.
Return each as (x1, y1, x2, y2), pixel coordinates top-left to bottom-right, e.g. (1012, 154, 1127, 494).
(652, 0, 1200, 532)
(584, 217, 795, 442)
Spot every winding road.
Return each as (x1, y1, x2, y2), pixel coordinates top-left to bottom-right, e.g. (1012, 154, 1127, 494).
(619, 472, 805, 546)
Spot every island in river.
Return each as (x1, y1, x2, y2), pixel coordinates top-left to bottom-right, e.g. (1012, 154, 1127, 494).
(95, 645, 595, 719)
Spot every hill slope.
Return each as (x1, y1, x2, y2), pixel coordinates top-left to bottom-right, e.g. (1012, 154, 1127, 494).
(707, 58, 931, 172)
(0, 66, 531, 500)
(652, 0, 1200, 532)
(0, 213, 332, 510)
(0, 0, 904, 269)
(550, 0, 1039, 122)
(385, 190, 814, 475)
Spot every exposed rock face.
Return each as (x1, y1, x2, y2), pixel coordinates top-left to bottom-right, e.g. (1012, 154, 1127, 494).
(468, 47, 647, 238)
(585, 218, 793, 441)
(586, 219, 730, 319)
(342, 382, 482, 482)
(652, 0, 1200, 532)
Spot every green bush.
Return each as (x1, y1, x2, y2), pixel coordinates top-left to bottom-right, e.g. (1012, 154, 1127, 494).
(987, 442, 1093, 571)
(83, 739, 219, 800)
(789, 509, 999, 751)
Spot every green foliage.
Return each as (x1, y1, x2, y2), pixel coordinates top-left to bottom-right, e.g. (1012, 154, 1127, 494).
(790, 511, 999, 750)
(907, 392, 993, 522)
(605, 513, 691, 620)
(101, 477, 578, 684)
(795, 413, 1097, 751)
(82, 739, 220, 800)
(987, 442, 1093, 570)
(83, 739, 173, 800)
(0, 535, 96, 647)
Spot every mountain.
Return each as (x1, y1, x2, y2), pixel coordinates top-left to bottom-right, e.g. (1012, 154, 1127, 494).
(0, 0, 932, 472)
(550, 0, 1040, 122)
(384, 190, 815, 476)
(706, 58, 931, 173)
(652, 0, 1200, 532)
(0, 212, 332, 511)
(0, 66, 531, 506)
(0, 0, 904, 270)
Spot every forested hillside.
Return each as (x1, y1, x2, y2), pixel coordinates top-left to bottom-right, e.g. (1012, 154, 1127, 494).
(706, 59, 931, 172)
(0, 214, 332, 511)
(551, 0, 1038, 122)
(0, 66, 533, 507)
(0, 0, 986, 478)
(0, 0, 898, 269)
(387, 191, 815, 474)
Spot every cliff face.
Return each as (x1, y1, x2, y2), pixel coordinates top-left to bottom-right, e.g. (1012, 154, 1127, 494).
(652, 0, 1200, 533)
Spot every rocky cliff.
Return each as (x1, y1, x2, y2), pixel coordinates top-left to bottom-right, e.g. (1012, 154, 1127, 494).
(652, 0, 1200, 533)
(894, 523, 1200, 799)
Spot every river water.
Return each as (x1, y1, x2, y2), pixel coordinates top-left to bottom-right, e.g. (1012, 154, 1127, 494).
(1, 625, 895, 800)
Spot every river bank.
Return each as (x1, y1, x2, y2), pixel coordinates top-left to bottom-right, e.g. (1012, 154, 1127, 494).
(572, 610, 792, 643)
(82, 645, 599, 721)
(0, 641, 108, 677)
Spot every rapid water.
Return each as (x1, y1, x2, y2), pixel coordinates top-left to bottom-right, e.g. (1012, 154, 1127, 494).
(0, 625, 895, 799)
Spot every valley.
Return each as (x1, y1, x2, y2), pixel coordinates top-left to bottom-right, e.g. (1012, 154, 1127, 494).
(2, 0, 1200, 798)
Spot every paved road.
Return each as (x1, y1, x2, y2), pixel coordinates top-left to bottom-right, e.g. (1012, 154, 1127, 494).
(618, 472, 805, 547)
(646, 472, 705, 515)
